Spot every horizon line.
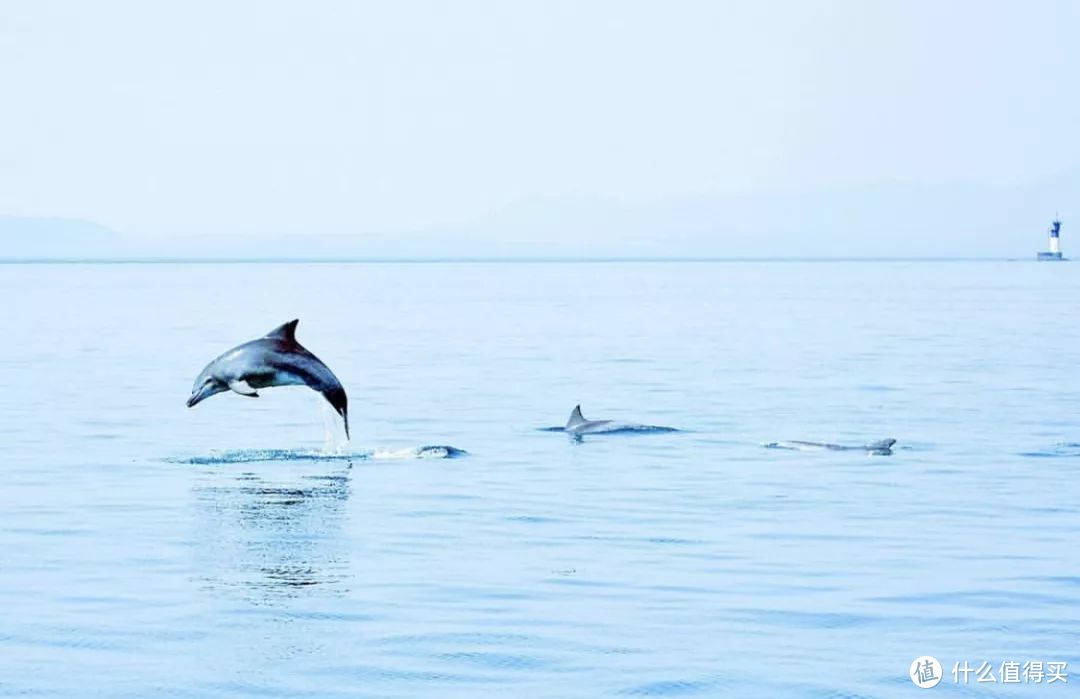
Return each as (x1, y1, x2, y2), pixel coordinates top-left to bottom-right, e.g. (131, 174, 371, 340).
(0, 255, 1042, 265)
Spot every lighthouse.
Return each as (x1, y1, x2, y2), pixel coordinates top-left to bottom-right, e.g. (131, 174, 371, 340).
(1037, 218, 1064, 261)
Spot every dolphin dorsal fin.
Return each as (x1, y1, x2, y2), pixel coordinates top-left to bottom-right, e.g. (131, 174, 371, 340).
(266, 319, 300, 345)
(567, 405, 587, 429)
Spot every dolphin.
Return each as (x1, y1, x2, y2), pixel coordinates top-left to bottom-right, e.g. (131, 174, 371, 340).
(764, 439, 896, 455)
(539, 405, 677, 436)
(186, 319, 350, 439)
(565, 405, 613, 434)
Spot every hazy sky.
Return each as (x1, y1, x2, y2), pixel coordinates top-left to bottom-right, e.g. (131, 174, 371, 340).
(1, 0, 1077, 241)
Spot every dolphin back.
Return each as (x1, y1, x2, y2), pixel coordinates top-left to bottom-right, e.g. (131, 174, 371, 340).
(265, 320, 350, 439)
(864, 438, 896, 454)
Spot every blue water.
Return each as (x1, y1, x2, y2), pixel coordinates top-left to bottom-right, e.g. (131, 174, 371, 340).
(1, 260, 1078, 697)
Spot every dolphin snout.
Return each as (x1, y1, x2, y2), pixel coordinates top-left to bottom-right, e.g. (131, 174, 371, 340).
(187, 386, 210, 408)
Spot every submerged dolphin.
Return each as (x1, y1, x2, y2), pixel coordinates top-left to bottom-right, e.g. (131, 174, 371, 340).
(186, 319, 350, 438)
(764, 439, 897, 455)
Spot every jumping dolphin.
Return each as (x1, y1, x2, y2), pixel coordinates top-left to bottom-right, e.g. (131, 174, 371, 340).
(186, 319, 350, 438)
(537, 405, 678, 436)
(764, 439, 897, 455)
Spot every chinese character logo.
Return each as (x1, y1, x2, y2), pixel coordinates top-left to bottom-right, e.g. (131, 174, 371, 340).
(911, 656, 943, 688)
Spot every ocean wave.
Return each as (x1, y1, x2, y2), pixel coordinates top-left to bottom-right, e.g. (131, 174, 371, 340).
(1019, 442, 1080, 458)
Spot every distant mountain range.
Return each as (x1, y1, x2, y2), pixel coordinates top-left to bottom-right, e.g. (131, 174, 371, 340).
(0, 216, 126, 258)
(2, 172, 1076, 259)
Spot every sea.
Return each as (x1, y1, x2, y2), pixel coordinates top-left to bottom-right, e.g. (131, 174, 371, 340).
(1, 260, 1077, 697)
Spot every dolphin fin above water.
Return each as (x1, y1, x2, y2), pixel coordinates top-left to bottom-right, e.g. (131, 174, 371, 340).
(567, 405, 585, 428)
(547, 405, 678, 436)
(264, 319, 304, 345)
(565, 405, 613, 434)
(187, 319, 350, 439)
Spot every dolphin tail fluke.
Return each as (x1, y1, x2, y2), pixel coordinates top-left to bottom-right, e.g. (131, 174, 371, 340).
(567, 405, 587, 430)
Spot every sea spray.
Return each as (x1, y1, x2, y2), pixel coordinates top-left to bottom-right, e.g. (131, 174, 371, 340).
(316, 393, 349, 453)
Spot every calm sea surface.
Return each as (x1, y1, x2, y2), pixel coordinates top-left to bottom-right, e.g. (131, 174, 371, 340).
(1, 261, 1077, 697)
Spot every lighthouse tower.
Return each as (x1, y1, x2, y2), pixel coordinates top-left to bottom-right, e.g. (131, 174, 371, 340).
(1037, 218, 1064, 260)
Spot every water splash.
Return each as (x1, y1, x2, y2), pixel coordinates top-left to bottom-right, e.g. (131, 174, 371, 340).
(372, 445, 469, 460)
(168, 445, 468, 465)
(317, 394, 348, 453)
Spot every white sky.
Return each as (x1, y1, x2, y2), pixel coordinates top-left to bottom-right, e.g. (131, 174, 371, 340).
(1, 0, 1077, 240)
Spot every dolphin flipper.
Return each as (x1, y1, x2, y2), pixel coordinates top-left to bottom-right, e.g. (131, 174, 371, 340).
(229, 380, 259, 397)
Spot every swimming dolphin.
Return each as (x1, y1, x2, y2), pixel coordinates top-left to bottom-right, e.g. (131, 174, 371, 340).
(565, 405, 613, 434)
(764, 439, 896, 455)
(540, 405, 677, 436)
(186, 319, 350, 438)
